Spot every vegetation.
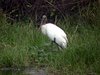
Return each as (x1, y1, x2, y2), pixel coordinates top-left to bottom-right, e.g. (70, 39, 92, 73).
(0, 0, 97, 24)
(0, 15, 100, 75)
(0, 1, 100, 75)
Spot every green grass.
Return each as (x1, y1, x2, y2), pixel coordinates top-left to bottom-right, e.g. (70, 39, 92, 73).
(0, 11, 100, 74)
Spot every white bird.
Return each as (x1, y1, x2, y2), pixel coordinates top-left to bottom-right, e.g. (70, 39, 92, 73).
(40, 15, 68, 49)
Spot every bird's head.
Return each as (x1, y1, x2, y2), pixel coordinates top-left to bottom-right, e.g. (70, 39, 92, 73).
(40, 15, 47, 26)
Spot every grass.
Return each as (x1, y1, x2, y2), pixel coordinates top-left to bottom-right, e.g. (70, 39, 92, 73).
(0, 8, 100, 75)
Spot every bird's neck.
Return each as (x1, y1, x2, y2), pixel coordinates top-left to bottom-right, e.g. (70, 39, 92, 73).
(41, 17, 47, 25)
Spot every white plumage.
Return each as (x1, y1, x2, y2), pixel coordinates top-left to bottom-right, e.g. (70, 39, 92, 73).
(40, 15, 68, 49)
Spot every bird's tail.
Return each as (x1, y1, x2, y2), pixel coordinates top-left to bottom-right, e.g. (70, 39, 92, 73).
(63, 35, 68, 43)
(61, 40, 67, 49)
